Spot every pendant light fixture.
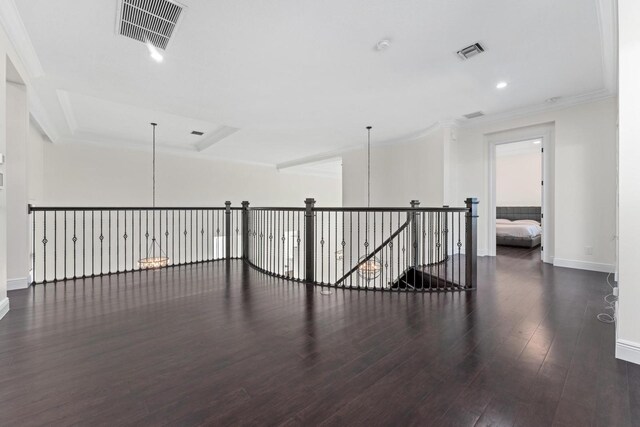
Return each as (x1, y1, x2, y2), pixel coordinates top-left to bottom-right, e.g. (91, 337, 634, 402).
(139, 122, 169, 269)
(358, 125, 381, 281)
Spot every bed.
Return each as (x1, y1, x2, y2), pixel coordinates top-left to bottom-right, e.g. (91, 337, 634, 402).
(496, 206, 542, 248)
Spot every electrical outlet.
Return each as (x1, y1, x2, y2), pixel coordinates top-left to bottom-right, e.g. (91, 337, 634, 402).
(585, 246, 593, 255)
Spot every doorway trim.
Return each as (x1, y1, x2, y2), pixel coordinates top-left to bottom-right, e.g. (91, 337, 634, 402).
(486, 122, 555, 263)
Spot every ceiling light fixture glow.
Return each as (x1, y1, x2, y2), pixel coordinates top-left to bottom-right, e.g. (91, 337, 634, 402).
(496, 81, 508, 89)
(533, 140, 541, 144)
(146, 42, 164, 63)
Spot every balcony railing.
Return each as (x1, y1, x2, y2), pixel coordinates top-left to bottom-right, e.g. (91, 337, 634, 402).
(28, 198, 478, 291)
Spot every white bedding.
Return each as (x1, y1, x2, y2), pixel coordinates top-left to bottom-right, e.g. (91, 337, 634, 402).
(496, 221, 542, 238)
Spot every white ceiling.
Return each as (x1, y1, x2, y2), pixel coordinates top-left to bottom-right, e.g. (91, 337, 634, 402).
(9, 0, 616, 166)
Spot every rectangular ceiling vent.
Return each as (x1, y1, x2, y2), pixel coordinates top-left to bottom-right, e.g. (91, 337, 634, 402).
(191, 130, 204, 136)
(457, 43, 485, 60)
(463, 111, 485, 119)
(118, 0, 184, 50)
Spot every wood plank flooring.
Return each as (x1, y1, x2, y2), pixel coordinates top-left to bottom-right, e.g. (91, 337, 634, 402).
(0, 253, 638, 426)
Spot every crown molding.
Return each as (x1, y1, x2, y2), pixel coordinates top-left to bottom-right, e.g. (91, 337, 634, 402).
(28, 90, 59, 142)
(276, 122, 444, 170)
(0, 0, 44, 78)
(459, 89, 615, 129)
(56, 90, 78, 134)
(57, 133, 274, 168)
(276, 151, 345, 171)
(194, 126, 239, 151)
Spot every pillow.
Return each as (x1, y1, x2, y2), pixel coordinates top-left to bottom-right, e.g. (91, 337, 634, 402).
(513, 219, 540, 226)
(496, 218, 512, 224)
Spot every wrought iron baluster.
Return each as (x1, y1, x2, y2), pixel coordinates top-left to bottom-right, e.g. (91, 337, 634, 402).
(201, 210, 204, 262)
(92, 211, 95, 276)
(43, 211, 47, 283)
(420, 212, 427, 290)
(54, 211, 57, 281)
(115, 211, 118, 274)
(349, 211, 353, 288)
(320, 211, 324, 284)
(334, 211, 338, 285)
(341, 211, 345, 287)
(327, 211, 330, 284)
(123, 211, 127, 272)
(73, 211, 77, 278)
(32, 210, 36, 284)
(276, 210, 280, 275)
(297, 211, 301, 280)
(184, 209, 188, 264)
(380, 212, 385, 290)
(138, 210, 142, 271)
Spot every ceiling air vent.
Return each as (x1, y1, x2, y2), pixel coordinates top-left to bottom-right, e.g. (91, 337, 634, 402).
(118, 0, 184, 50)
(457, 43, 485, 60)
(463, 111, 485, 119)
(191, 130, 204, 136)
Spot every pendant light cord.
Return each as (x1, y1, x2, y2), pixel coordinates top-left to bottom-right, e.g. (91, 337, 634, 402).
(367, 126, 372, 208)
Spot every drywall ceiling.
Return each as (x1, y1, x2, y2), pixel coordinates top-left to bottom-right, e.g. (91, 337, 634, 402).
(10, 0, 615, 165)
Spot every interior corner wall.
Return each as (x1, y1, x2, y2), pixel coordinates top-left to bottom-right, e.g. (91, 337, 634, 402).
(617, 0, 640, 364)
(0, 55, 6, 309)
(453, 97, 617, 267)
(341, 128, 447, 208)
(35, 141, 342, 208)
(6, 82, 29, 290)
(0, 24, 32, 319)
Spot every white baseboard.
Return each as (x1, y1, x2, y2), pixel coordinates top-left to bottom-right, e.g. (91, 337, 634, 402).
(616, 339, 640, 365)
(7, 277, 29, 291)
(553, 258, 615, 273)
(0, 297, 9, 322)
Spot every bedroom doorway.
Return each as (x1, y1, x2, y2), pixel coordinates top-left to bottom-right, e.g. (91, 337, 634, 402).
(495, 139, 543, 261)
(487, 122, 554, 264)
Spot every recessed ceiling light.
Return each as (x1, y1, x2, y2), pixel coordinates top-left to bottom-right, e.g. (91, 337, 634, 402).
(496, 81, 508, 89)
(146, 42, 164, 63)
(533, 140, 541, 144)
(375, 39, 391, 51)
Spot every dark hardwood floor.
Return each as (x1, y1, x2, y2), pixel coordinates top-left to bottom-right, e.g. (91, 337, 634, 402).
(496, 244, 542, 259)
(1, 253, 638, 426)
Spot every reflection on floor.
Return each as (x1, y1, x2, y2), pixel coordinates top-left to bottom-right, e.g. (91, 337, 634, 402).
(1, 257, 638, 425)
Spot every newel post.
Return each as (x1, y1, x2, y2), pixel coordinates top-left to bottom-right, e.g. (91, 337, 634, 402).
(465, 198, 479, 289)
(304, 198, 316, 284)
(410, 200, 420, 267)
(241, 201, 250, 260)
(225, 201, 231, 260)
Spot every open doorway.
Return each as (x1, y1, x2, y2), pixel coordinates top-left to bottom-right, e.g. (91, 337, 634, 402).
(487, 122, 554, 264)
(494, 139, 542, 260)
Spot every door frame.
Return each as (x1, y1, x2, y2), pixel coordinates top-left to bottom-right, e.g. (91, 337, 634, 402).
(486, 122, 555, 264)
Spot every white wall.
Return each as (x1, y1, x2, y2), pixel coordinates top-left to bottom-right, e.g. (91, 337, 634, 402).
(617, 0, 640, 365)
(496, 148, 541, 206)
(27, 119, 45, 204)
(30, 138, 342, 208)
(342, 128, 447, 208)
(454, 97, 617, 270)
(0, 21, 36, 320)
(6, 82, 29, 290)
